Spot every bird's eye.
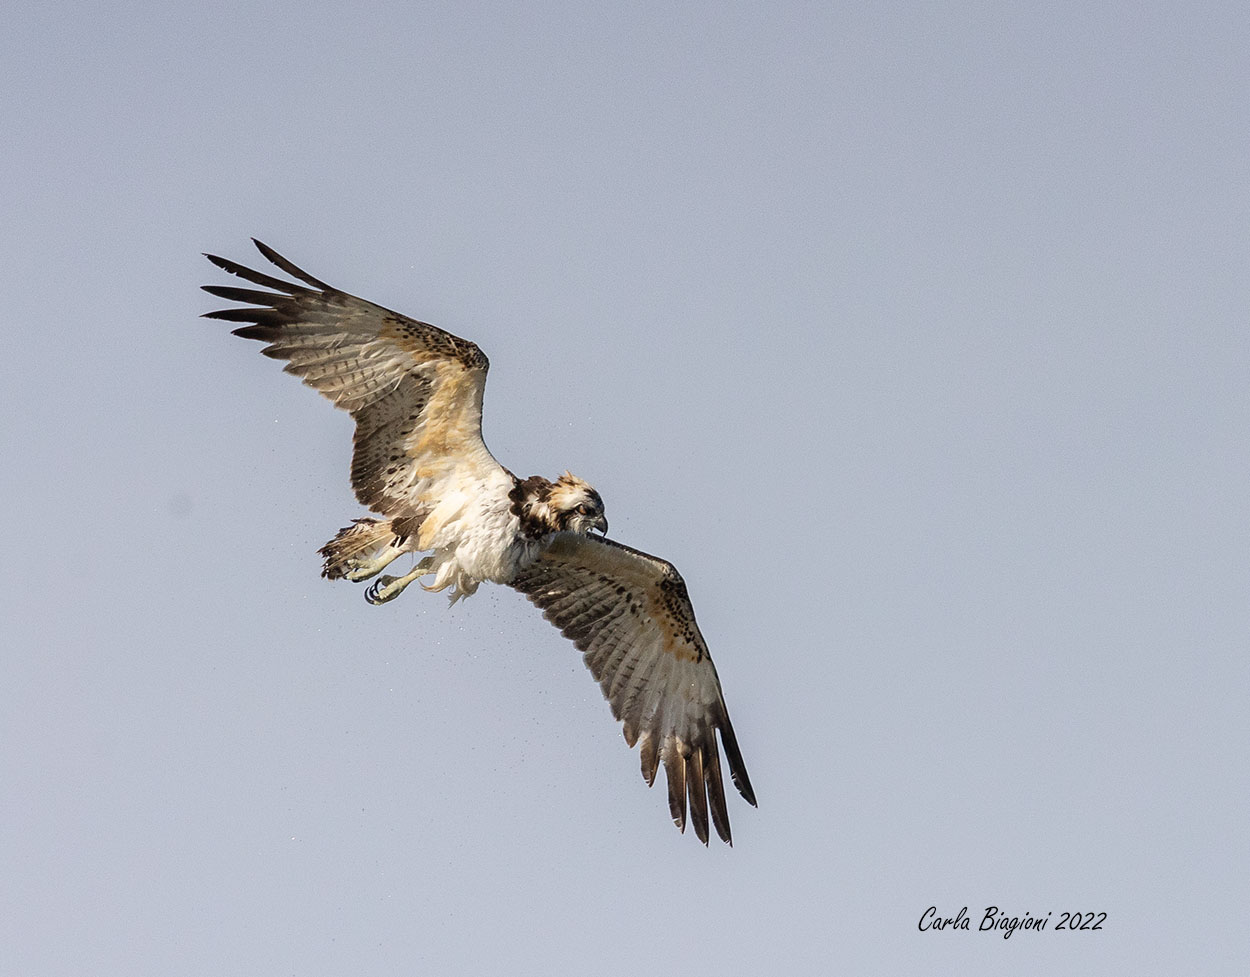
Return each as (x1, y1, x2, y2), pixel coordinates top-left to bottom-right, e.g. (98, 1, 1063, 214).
(575, 504, 591, 515)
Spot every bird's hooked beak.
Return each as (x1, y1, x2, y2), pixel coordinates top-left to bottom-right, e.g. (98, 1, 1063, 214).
(593, 514, 609, 536)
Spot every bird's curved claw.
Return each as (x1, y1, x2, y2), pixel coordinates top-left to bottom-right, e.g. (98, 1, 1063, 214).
(365, 575, 402, 605)
(364, 558, 433, 605)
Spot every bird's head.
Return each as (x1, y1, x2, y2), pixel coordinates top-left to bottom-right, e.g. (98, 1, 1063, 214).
(549, 471, 608, 535)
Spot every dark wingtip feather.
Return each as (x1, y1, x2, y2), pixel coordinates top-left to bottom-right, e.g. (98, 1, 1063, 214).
(639, 733, 660, 787)
(252, 238, 333, 290)
(229, 324, 282, 342)
(201, 284, 282, 305)
(719, 716, 757, 808)
(203, 248, 314, 295)
(687, 748, 710, 845)
(704, 746, 733, 845)
(202, 308, 265, 323)
(664, 746, 687, 833)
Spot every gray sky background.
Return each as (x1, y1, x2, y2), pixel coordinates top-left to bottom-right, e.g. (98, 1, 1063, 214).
(3, 1, 1247, 973)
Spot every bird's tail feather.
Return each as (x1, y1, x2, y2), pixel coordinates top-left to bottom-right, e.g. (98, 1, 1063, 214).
(319, 518, 398, 579)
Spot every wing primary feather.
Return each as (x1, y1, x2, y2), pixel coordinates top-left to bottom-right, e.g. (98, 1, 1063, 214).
(252, 238, 334, 290)
(718, 715, 757, 807)
(703, 746, 732, 845)
(639, 732, 660, 787)
(663, 742, 687, 832)
(202, 308, 277, 324)
(202, 252, 312, 295)
(200, 285, 286, 305)
(686, 747, 710, 845)
(231, 325, 284, 344)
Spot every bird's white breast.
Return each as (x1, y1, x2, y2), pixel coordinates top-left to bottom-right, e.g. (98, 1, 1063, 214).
(417, 464, 531, 599)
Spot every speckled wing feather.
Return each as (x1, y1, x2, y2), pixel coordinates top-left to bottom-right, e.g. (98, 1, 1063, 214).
(202, 240, 502, 519)
(510, 533, 757, 845)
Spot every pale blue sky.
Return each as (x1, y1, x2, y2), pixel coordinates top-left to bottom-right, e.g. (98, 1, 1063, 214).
(3, 1, 1248, 973)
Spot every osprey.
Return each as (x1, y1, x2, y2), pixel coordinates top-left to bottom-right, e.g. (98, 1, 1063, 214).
(202, 241, 756, 844)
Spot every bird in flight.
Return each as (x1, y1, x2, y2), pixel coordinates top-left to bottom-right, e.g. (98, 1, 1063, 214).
(202, 240, 756, 844)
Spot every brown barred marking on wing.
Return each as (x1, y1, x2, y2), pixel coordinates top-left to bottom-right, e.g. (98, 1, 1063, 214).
(510, 533, 756, 845)
(202, 240, 496, 516)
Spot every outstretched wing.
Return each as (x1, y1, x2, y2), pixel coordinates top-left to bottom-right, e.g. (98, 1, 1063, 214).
(201, 240, 502, 519)
(510, 533, 756, 845)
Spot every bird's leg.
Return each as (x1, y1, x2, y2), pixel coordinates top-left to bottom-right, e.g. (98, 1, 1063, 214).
(342, 542, 408, 582)
(365, 557, 435, 605)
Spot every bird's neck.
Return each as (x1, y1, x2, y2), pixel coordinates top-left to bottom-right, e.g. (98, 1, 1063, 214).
(508, 475, 564, 538)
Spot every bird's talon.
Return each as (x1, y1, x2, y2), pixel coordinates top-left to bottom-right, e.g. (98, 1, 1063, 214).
(365, 575, 399, 605)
